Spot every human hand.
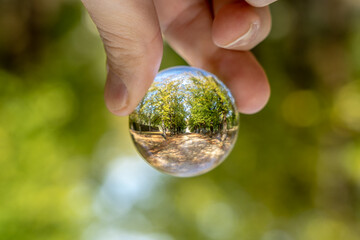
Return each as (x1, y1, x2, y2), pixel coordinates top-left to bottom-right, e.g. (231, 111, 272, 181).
(81, 0, 277, 116)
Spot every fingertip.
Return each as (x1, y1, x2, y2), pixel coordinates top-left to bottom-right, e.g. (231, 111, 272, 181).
(104, 66, 157, 117)
(212, 2, 260, 51)
(206, 50, 271, 115)
(104, 69, 130, 116)
(104, 30, 163, 117)
(212, 2, 272, 51)
(236, 72, 270, 114)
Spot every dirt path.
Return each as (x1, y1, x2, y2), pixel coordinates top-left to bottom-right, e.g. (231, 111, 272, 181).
(130, 131, 237, 176)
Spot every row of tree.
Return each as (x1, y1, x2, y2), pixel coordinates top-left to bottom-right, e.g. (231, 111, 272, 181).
(129, 73, 238, 136)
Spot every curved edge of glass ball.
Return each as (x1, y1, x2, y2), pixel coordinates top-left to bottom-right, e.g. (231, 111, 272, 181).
(129, 66, 240, 177)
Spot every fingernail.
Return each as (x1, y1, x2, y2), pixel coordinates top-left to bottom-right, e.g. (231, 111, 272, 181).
(247, 0, 277, 7)
(105, 70, 129, 116)
(223, 22, 260, 49)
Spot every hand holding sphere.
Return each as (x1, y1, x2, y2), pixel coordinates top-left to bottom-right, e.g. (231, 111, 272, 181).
(81, 0, 277, 176)
(82, 0, 275, 116)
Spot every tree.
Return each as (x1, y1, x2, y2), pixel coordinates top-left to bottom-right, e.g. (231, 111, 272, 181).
(187, 73, 236, 134)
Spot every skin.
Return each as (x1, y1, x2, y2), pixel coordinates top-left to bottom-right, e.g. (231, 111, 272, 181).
(81, 0, 277, 116)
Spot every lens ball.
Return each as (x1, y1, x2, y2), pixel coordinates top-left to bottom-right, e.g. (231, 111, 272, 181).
(129, 66, 239, 177)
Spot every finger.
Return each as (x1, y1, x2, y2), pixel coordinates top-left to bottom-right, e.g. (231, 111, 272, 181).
(246, 0, 278, 8)
(82, 0, 163, 116)
(212, 1, 272, 51)
(154, 0, 270, 114)
(212, 0, 275, 14)
(210, 50, 270, 114)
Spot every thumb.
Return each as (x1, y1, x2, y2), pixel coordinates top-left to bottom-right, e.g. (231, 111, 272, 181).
(82, 0, 163, 116)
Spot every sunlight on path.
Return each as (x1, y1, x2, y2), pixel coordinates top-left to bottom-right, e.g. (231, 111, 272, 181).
(130, 131, 237, 176)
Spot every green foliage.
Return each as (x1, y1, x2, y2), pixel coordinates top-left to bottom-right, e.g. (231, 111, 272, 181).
(132, 73, 238, 135)
(134, 79, 188, 134)
(187, 75, 237, 133)
(1, 0, 360, 240)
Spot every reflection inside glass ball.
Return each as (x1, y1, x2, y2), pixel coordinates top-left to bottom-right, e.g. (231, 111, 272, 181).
(129, 66, 239, 177)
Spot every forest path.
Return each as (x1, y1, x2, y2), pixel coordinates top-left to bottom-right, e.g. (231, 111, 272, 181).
(130, 131, 236, 175)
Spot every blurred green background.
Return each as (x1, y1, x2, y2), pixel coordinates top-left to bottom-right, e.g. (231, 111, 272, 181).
(1, 0, 360, 239)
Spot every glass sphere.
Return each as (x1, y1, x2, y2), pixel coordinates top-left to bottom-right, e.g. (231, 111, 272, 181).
(129, 66, 239, 177)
